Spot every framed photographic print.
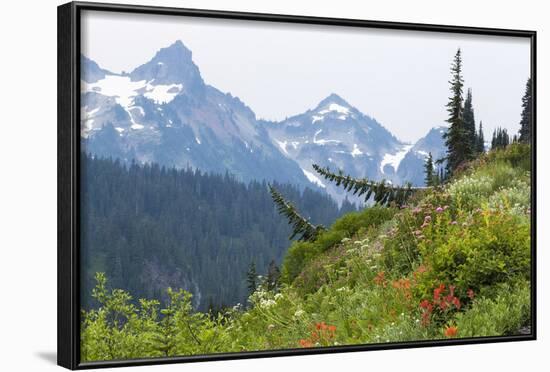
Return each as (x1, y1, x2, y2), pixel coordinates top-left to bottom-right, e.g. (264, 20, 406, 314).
(58, 1, 536, 369)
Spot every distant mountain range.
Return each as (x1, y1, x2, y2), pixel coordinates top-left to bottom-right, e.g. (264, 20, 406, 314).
(81, 40, 447, 203)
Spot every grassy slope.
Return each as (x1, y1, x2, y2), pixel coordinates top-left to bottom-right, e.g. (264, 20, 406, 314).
(81, 144, 532, 361)
(220, 143, 531, 351)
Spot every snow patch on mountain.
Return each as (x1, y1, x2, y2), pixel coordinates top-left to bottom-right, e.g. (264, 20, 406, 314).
(350, 144, 364, 158)
(319, 103, 350, 116)
(143, 83, 183, 104)
(313, 129, 341, 145)
(381, 144, 413, 173)
(302, 169, 326, 188)
(82, 75, 183, 106)
(275, 139, 289, 155)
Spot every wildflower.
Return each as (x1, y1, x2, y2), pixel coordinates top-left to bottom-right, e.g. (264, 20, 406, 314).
(294, 309, 305, 318)
(328, 325, 337, 333)
(412, 207, 422, 214)
(452, 297, 461, 310)
(299, 339, 313, 348)
(274, 293, 283, 300)
(444, 326, 458, 338)
(341, 237, 351, 243)
(374, 271, 386, 286)
(419, 299, 431, 309)
(436, 207, 444, 213)
(450, 220, 458, 225)
(467, 289, 475, 299)
(433, 284, 445, 301)
(267, 324, 275, 331)
(416, 265, 427, 275)
(424, 215, 432, 222)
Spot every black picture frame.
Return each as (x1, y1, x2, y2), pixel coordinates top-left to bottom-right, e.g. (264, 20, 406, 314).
(58, 1, 537, 369)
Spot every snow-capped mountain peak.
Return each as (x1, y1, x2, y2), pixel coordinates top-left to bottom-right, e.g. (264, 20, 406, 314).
(311, 93, 355, 124)
(129, 40, 204, 89)
(81, 41, 448, 204)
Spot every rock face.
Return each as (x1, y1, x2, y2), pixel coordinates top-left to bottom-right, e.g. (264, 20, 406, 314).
(81, 40, 448, 202)
(81, 41, 309, 188)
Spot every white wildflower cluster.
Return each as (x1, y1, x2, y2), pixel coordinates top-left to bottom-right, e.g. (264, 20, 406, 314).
(488, 179, 530, 215)
(336, 286, 350, 293)
(293, 309, 305, 319)
(448, 175, 493, 207)
(249, 289, 276, 309)
(259, 299, 276, 308)
(341, 237, 351, 243)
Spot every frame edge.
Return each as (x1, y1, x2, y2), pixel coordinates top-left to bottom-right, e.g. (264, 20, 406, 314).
(58, 1, 78, 370)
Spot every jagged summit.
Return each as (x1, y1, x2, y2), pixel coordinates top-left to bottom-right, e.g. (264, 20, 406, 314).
(129, 40, 203, 87)
(314, 93, 354, 111)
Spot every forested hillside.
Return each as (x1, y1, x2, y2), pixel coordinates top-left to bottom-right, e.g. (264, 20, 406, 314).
(80, 154, 352, 311)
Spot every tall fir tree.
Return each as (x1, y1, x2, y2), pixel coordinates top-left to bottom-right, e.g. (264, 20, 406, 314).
(463, 88, 477, 152)
(519, 77, 532, 143)
(424, 152, 435, 187)
(266, 260, 281, 291)
(476, 121, 485, 154)
(491, 127, 510, 150)
(246, 262, 257, 296)
(443, 48, 471, 174)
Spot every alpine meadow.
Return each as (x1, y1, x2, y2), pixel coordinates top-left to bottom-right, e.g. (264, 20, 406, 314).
(79, 13, 533, 363)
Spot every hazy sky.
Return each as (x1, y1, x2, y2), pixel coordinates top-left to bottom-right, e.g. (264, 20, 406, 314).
(82, 10, 531, 143)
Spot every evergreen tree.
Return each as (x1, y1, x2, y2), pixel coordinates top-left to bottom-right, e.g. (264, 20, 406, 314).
(491, 127, 510, 150)
(340, 196, 358, 215)
(519, 78, 532, 143)
(80, 154, 343, 311)
(476, 121, 485, 154)
(463, 88, 476, 152)
(312, 164, 423, 207)
(424, 152, 435, 187)
(266, 260, 281, 291)
(246, 262, 257, 296)
(443, 49, 471, 174)
(269, 185, 326, 242)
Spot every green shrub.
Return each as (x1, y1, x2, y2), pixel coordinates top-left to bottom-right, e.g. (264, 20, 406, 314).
(417, 207, 530, 297)
(281, 206, 396, 284)
(452, 280, 531, 337)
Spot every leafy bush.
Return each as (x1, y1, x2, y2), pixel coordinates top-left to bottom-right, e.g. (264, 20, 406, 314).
(417, 206, 530, 296)
(452, 280, 531, 337)
(281, 206, 395, 284)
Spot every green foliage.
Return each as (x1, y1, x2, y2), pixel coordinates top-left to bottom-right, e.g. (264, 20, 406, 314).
(453, 280, 531, 337)
(491, 127, 510, 150)
(476, 121, 485, 154)
(486, 142, 531, 172)
(463, 88, 477, 153)
(81, 154, 345, 311)
(424, 152, 436, 187)
(312, 164, 420, 207)
(519, 78, 532, 144)
(444, 48, 473, 174)
(269, 184, 326, 242)
(81, 145, 532, 362)
(417, 205, 530, 296)
(281, 206, 396, 285)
